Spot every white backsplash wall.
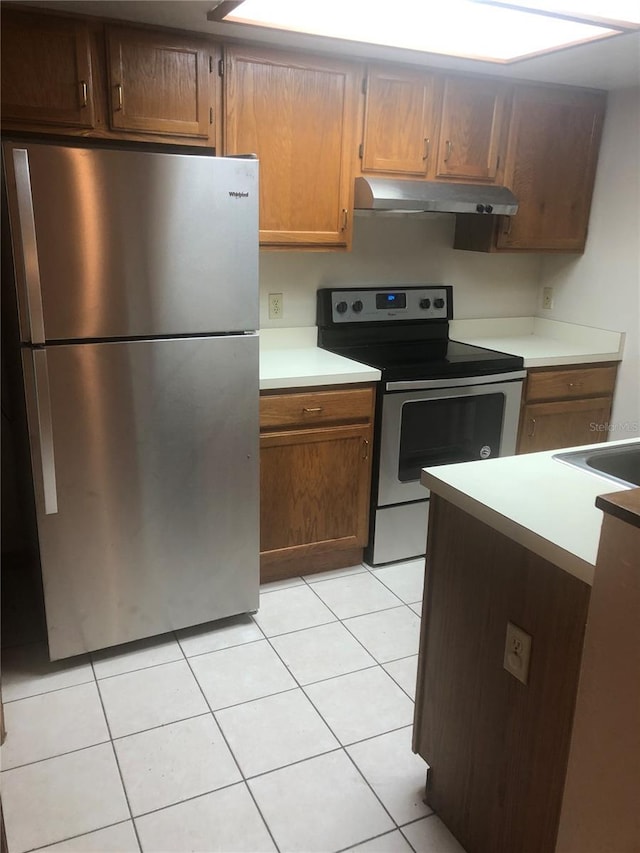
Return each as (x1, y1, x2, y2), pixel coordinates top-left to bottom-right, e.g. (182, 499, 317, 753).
(537, 87, 640, 438)
(259, 212, 541, 328)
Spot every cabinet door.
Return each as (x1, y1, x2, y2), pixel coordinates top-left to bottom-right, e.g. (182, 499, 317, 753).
(435, 76, 506, 181)
(517, 398, 612, 454)
(497, 85, 605, 251)
(223, 46, 359, 247)
(1, 10, 95, 129)
(361, 65, 438, 176)
(106, 26, 212, 139)
(260, 423, 373, 559)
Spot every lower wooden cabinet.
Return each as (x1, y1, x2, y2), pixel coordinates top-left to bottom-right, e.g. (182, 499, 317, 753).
(259, 385, 375, 581)
(517, 363, 618, 454)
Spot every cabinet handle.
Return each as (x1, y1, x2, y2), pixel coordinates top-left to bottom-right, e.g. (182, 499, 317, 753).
(503, 216, 513, 237)
(567, 381, 584, 389)
(422, 138, 430, 161)
(303, 406, 323, 414)
(79, 80, 88, 108)
(362, 439, 370, 460)
(444, 140, 453, 162)
(115, 83, 123, 111)
(528, 418, 536, 438)
(340, 209, 348, 232)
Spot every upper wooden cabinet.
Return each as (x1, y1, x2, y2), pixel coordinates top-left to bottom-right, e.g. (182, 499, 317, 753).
(435, 76, 507, 182)
(454, 84, 606, 252)
(105, 26, 213, 139)
(1, 9, 96, 129)
(223, 45, 360, 247)
(360, 65, 438, 176)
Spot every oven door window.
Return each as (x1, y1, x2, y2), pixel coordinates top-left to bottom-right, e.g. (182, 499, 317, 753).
(398, 393, 505, 482)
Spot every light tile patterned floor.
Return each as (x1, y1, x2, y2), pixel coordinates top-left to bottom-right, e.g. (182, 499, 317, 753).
(1, 559, 467, 853)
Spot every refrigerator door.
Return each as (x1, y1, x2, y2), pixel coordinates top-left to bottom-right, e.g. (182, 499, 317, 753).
(4, 143, 258, 342)
(22, 335, 259, 660)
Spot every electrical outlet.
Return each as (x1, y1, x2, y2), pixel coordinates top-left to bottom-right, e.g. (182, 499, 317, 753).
(268, 292, 284, 320)
(503, 622, 532, 685)
(542, 286, 554, 310)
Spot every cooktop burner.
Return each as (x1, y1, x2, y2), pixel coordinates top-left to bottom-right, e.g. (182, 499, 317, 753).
(317, 286, 524, 381)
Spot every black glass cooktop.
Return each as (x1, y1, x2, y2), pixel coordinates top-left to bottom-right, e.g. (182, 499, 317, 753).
(323, 338, 524, 382)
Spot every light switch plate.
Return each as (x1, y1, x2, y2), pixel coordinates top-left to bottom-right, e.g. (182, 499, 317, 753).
(503, 621, 532, 685)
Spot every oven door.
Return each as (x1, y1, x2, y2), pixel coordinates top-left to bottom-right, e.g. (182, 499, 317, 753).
(377, 373, 525, 506)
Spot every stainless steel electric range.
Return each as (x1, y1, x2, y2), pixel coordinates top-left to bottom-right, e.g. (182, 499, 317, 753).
(317, 286, 526, 565)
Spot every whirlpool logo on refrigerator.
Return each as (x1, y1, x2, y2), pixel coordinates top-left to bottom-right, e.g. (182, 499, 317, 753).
(229, 191, 250, 198)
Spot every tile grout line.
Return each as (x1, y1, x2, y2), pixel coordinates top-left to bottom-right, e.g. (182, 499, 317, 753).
(0, 737, 113, 774)
(22, 819, 136, 853)
(91, 657, 144, 853)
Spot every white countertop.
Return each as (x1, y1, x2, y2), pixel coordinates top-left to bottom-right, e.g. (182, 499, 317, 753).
(450, 317, 624, 367)
(259, 327, 381, 390)
(421, 438, 638, 586)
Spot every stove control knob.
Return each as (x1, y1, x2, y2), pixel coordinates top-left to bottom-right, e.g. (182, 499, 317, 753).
(336, 300, 348, 314)
(476, 203, 486, 213)
(419, 298, 431, 309)
(434, 297, 445, 309)
(352, 299, 364, 313)
(485, 204, 494, 213)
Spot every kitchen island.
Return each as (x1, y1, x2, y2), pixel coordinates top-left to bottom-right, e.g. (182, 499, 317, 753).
(413, 439, 639, 853)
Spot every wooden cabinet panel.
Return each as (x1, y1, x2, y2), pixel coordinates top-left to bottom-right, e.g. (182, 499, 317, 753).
(497, 85, 605, 251)
(1, 10, 96, 129)
(223, 45, 359, 247)
(106, 26, 212, 138)
(360, 65, 438, 176)
(435, 76, 506, 182)
(260, 387, 375, 430)
(517, 397, 612, 454)
(525, 364, 618, 402)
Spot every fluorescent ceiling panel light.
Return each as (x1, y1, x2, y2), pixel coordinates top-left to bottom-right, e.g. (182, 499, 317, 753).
(478, 1, 640, 29)
(216, 0, 624, 63)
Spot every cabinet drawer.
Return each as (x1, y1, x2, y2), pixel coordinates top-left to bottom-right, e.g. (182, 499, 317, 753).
(525, 365, 617, 402)
(260, 387, 375, 429)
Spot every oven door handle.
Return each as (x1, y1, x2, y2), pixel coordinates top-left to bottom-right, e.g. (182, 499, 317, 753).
(385, 370, 527, 391)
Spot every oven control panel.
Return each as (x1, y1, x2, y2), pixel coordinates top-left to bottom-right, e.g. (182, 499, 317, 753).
(319, 286, 452, 324)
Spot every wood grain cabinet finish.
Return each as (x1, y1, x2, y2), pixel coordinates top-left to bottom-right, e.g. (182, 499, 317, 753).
(1, 9, 96, 129)
(360, 65, 438, 176)
(106, 26, 213, 139)
(259, 386, 375, 581)
(223, 45, 360, 247)
(517, 363, 617, 454)
(413, 496, 591, 853)
(435, 76, 507, 182)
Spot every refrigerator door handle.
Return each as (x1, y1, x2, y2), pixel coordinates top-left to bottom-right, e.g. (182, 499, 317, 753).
(32, 349, 59, 515)
(13, 148, 46, 345)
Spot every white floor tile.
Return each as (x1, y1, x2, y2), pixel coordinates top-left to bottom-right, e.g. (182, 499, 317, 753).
(260, 576, 305, 593)
(346, 830, 414, 852)
(383, 656, 419, 700)
(135, 784, 276, 852)
(347, 727, 432, 825)
(1, 682, 109, 770)
(1, 642, 94, 702)
(189, 640, 295, 710)
(176, 614, 263, 657)
(1, 744, 129, 853)
(98, 660, 208, 738)
(91, 634, 183, 679)
(253, 586, 336, 637)
(114, 714, 241, 816)
(410, 602, 423, 616)
(270, 621, 376, 685)
(36, 821, 139, 852)
(401, 815, 467, 852)
(310, 572, 402, 619)
(373, 560, 425, 604)
(344, 607, 421, 663)
(305, 667, 414, 745)
(303, 564, 368, 583)
(249, 751, 394, 853)
(216, 688, 339, 777)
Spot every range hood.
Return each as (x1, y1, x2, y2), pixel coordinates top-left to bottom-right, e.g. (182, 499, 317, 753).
(354, 177, 519, 216)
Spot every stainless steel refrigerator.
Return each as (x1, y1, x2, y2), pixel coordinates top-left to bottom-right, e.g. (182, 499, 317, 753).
(2, 141, 260, 660)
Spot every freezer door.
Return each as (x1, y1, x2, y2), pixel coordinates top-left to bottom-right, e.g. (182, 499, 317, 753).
(22, 335, 259, 660)
(4, 143, 258, 341)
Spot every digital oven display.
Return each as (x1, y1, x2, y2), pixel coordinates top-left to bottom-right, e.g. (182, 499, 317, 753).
(376, 292, 406, 309)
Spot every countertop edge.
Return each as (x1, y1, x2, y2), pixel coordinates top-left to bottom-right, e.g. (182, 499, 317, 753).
(595, 488, 640, 529)
(260, 370, 380, 391)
